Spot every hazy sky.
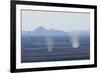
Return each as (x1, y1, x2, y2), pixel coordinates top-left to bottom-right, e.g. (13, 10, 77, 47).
(22, 10, 90, 32)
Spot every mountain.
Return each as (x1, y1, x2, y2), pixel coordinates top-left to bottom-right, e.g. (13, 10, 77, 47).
(22, 26, 68, 36)
(22, 26, 90, 36)
(32, 26, 48, 36)
(33, 27, 48, 33)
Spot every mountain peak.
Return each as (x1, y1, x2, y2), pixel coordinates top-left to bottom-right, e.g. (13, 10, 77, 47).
(33, 26, 48, 32)
(37, 26, 45, 30)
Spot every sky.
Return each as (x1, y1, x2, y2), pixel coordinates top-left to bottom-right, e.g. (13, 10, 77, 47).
(22, 10, 90, 32)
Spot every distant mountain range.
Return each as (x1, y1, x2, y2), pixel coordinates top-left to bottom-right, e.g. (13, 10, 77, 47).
(22, 26, 90, 36)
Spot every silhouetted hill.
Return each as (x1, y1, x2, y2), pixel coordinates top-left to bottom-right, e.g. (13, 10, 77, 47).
(22, 26, 90, 37)
(22, 26, 68, 36)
